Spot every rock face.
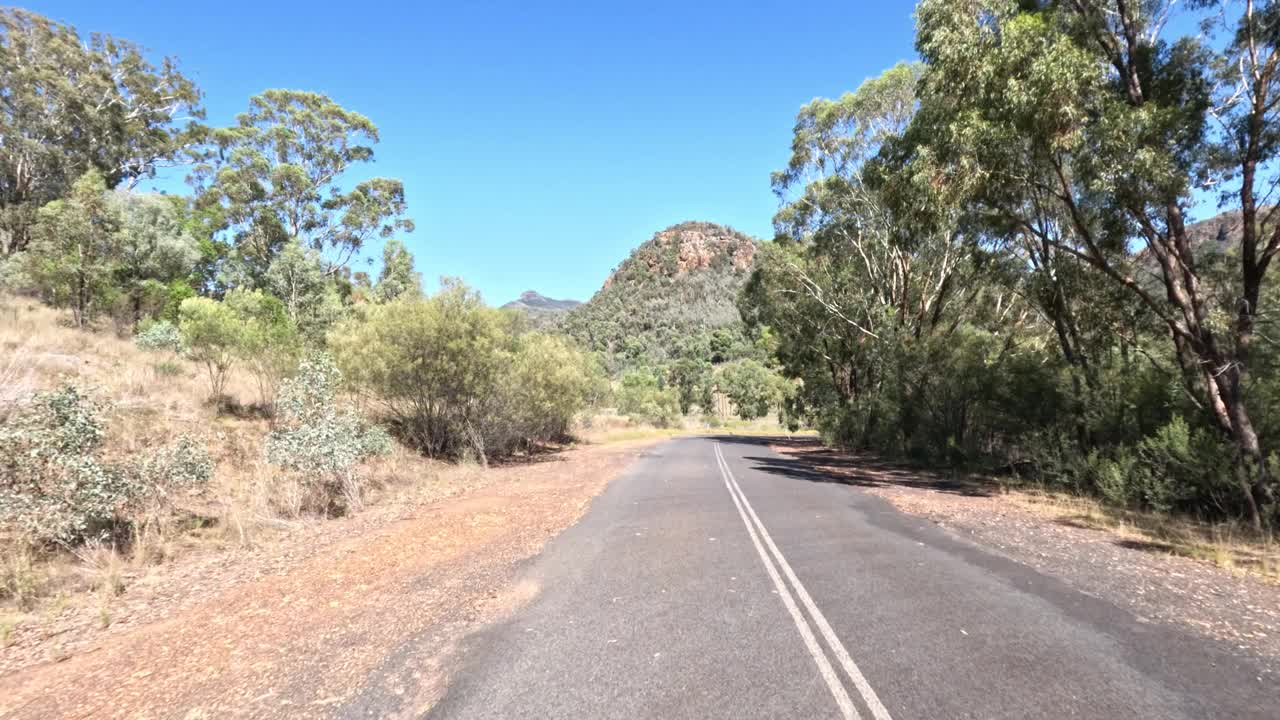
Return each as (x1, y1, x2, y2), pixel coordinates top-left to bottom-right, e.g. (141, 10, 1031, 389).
(603, 221, 757, 289)
(563, 221, 761, 368)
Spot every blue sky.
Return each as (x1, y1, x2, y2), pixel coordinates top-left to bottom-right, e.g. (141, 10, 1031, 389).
(27, 1, 918, 305)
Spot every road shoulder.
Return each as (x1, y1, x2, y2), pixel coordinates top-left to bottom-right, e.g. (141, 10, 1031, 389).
(0, 439, 659, 719)
(768, 438, 1280, 674)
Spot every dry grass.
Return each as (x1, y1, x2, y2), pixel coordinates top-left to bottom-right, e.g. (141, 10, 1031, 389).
(0, 297, 452, 629)
(576, 410, 815, 445)
(1007, 488, 1280, 582)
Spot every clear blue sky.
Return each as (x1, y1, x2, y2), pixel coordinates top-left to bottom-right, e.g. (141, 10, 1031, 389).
(27, 1, 918, 305)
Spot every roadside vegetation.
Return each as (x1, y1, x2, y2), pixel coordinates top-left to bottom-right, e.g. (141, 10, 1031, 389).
(0, 8, 723, 631)
(743, 1, 1280, 546)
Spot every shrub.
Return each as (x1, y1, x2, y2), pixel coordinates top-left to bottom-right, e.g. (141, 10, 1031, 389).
(265, 354, 391, 512)
(0, 386, 213, 545)
(616, 370, 681, 427)
(224, 288, 301, 408)
(133, 318, 182, 353)
(332, 281, 604, 459)
(178, 297, 240, 401)
(716, 359, 785, 421)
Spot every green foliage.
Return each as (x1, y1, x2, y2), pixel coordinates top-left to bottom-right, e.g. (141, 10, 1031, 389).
(189, 89, 412, 280)
(13, 171, 122, 327)
(113, 192, 200, 325)
(265, 354, 390, 513)
(178, 296, 240, 400)
(562, 222, 760, 373)
(331, 281, 603, 459)
(616, 370, 681, 428)
(0, 8, 203, 257)
(716, 359, 787, 421)
(0, 386, 212, 544)
(134, 319, 182, 353)
(224, 288, 301, 407)
(10, 171, 201, 329)
(263, 241, 344, 343)
(373, 238, 421, 302)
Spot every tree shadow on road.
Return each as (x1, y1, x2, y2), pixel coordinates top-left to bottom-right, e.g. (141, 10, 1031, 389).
(711, 435, 996, 498)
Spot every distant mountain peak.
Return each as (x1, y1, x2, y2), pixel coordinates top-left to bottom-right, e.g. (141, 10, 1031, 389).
(563, 220, 762, 367)
(503, 290, 580, 311)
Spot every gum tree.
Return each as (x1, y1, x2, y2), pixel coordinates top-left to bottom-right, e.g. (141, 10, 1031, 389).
(190, 90, 413, 282)
(911, 0, 1280, 526)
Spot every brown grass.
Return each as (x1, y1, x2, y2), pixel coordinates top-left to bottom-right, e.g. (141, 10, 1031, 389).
(1006, 487, 1280, 582)
(0, 297, 454, 624)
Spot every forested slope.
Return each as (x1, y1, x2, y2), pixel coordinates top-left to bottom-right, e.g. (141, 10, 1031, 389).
(562, 221, 758, 370)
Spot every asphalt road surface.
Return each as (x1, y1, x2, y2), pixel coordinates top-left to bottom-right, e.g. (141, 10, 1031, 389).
(426, 436, 1273, 719)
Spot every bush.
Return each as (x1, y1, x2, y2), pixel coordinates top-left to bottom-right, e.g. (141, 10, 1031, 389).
(716, 359, 786, 421)
(265, 354, 391, 513)
(224, 288, 301, 408)
(331, 281, 604, 459)
(178, 297, 240, 401)
(616, 370, 681, 427)
(134, 318, 182, 353)
(0, 386, 212, 545)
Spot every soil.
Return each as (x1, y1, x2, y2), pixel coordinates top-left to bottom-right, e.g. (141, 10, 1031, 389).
(0, 440, 657, 719)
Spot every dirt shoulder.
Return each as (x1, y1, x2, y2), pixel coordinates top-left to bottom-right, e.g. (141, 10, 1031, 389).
(770, 439, 1280, 673)
(0, 439, 658, 719)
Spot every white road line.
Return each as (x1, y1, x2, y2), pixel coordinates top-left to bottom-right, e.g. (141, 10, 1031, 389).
(714, 444, 859, 719)
(717, 442, 895, 720)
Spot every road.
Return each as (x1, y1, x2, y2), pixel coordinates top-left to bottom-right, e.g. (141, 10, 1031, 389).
(426, 436, 1273, 719)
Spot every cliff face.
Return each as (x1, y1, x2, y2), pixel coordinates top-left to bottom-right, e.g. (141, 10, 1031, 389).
(602, 221, 757, 290)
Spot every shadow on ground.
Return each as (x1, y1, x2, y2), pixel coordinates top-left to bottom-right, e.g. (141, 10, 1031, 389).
(711, 434, 996, 498)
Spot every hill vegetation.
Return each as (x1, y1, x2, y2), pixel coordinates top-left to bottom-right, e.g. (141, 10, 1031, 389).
(561, 221, 794, 425)
(563, 221, 757, 369)
(0, 5, 616, 621)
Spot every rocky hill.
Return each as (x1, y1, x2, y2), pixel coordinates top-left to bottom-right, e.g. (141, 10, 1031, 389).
(562, 221, 759, 370)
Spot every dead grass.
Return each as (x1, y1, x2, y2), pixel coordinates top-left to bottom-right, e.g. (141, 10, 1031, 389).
(0, 297, 458, 628)
(1006, 488, 1280, 582)
(576, 410, 815, 445)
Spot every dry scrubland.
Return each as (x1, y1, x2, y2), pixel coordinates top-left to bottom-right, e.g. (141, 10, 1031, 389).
(0, 298, 423, 636)
(0, 297, 749, 653)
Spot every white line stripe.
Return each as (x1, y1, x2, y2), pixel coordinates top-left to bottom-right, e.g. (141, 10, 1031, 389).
(717, 442, 894, 720)
(714, 443, 858, 719)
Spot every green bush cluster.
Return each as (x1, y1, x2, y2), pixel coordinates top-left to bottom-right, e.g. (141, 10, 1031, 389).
(133, 318, 182, 353)
(332, 282, 606, 460)
(0, 386, 213, 545)
(616, 370, 681, 428)
(265, 354, 391, 513)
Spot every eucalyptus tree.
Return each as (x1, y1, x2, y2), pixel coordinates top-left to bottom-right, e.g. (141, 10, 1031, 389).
(0, 9, 203, 256)
(17, 171, 122, 327)
(190, 90, 414, 282)
(373, 238, 422, 302)
(911, 0, 1280, 526)
(747, 62, 1010, 448)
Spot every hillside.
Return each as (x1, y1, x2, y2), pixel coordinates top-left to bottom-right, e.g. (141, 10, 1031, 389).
(562, 221, 759, 369)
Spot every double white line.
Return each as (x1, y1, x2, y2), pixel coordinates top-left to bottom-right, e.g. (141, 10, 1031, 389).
(713, 442, 892, 720)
